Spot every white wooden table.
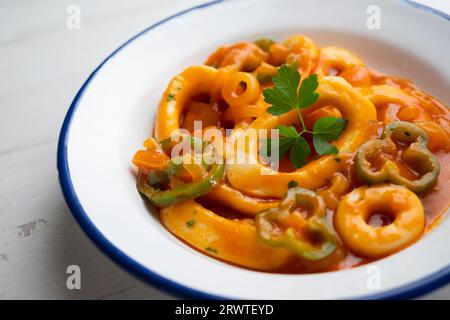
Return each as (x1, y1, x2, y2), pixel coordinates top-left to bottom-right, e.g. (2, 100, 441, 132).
(0, 0, 449, 299)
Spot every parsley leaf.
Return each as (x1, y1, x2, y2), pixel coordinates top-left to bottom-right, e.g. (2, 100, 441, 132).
(313, 135, 338, 155)
(263, 125, 312, 167)
(277, 136, 295, 159)
(261, 64, 347, 168)
(264, 65, 300, 115)
(313, 116, 347, 141)
(298, 74, 319, 108)
(276, 125, 299, 137)
(291, 136, 311, 168)
(264, 64, 319, 115)
(312, 116, 346, 155)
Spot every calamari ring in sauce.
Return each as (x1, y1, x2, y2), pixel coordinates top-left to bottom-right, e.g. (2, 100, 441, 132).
(335, 184, 425, 258)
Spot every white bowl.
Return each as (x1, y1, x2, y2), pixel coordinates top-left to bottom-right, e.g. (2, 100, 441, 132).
(58, 0, 450, 299)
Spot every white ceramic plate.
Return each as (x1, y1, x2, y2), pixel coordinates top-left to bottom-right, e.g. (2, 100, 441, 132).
(58, 0, 450, 299)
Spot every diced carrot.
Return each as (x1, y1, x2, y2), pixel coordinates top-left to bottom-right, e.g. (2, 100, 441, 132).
(132, 149, 169, 171)
(143, 138, 159, 150)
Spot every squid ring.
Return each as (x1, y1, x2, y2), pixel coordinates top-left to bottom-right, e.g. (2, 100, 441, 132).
(160, 200, 292, 270)
(315, 46, 363, 76)
(221, 71, 261, 106)
(334, 184, 425, 258)
(202, 183, 278, 216)
(358, 85, 432, 124)
(155, 65, 218, 141)
(281, 35, 320, 77)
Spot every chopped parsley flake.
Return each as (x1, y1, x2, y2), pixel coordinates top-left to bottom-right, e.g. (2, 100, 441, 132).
(186, 219, 196, 228)
(205, 247, 218, 254)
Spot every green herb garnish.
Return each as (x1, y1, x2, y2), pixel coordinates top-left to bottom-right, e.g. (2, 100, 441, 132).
(167, 93, 175, 101)
(287, 180, 298, 188)
(262, 64, 347, 168)
(186, 219, 196, 228)
(205, 247, 218, 254)
(256, 74, 273, 84)
(312, 116, 347, 156)
(254, 38, 275, 52)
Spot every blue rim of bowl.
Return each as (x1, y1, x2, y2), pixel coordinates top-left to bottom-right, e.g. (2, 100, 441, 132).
(57, 0, 450, 300)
